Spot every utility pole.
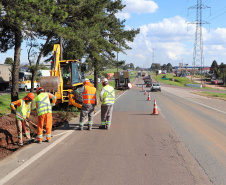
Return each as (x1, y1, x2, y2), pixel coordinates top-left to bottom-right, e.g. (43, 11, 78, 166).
(188, 0, 210, 81)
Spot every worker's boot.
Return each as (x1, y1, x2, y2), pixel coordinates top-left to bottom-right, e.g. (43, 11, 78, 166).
(78, 125, 83, 131)
(99, 125, 106, 129)
(106, 125, 110, 130)
(88, 124, 92, 131)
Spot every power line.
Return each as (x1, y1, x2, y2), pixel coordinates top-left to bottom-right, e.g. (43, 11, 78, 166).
(188, 0, 210, 81)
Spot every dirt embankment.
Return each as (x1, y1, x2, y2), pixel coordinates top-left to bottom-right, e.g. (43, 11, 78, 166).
(0, 111, 76, 161)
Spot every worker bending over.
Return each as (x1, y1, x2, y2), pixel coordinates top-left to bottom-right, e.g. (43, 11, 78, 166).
(35, 87, 56, 143)
(99, 78, 115, 130)
(10, 92, 35, 146)
(75, 78, 96, 131)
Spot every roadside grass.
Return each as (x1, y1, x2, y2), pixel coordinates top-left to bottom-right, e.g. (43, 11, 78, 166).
(0, 92, 28, 116)
(192, 92, 226, 100)
(153, 74, 212, 89)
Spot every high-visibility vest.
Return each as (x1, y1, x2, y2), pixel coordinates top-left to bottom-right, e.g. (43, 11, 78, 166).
(102, 85, 115, 105)
(16, 100, 31, 120)
(35, 93, 52, 116)
(82, 85, 96, 104)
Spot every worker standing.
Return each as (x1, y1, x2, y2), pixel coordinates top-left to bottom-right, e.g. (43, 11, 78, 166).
(75, 79, 96, 131)
(35, 87, 56, 143)
(10, 92, 35, 146)
(99, 78, 115, 130)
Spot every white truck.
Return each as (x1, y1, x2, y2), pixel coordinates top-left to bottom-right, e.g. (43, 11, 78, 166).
(37, 69, 51, 77)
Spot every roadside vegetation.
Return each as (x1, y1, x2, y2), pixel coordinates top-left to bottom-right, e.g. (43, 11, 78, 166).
(153, 73, 212, 89)
(152, 73, 226, 100)
(192, 91, 226, 100)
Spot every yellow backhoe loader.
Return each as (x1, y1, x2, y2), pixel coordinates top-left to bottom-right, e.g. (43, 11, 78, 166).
(40, 44, 84, 109)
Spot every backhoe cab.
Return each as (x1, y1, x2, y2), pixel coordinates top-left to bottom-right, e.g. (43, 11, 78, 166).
(40, 44, 84, 109)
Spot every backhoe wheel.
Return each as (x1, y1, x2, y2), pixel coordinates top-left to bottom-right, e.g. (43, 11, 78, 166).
(74, 93, 83, 104)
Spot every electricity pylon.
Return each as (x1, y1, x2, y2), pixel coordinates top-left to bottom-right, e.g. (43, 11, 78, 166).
(188, 0, 210, 81)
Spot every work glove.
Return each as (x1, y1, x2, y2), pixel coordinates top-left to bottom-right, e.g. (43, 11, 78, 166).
(26, 118, 30, 122)
(12, 110, 16, 114)
(51, 103, 55, 107)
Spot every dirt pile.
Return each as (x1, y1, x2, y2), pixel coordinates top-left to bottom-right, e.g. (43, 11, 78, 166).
(0, 112, 77, 161)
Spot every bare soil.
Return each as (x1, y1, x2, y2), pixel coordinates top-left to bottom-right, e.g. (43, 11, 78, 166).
(0, 111, 77, 161)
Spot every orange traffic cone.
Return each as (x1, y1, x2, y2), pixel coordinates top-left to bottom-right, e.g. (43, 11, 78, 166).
(144, 89, 147, 95)
(152, 99, 158, 115)
(147, 93, 151, 101)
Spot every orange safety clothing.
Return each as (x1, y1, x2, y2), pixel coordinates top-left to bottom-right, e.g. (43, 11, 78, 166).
(10, 99, 31, 120)
(35, 92, 56, 142)
(82, 83, 96, 105)
(11, 99, 31, 143)
(37, 113, 52, 141)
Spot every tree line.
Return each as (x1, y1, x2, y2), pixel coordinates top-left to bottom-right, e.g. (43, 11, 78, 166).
(0, 0, 140, 101)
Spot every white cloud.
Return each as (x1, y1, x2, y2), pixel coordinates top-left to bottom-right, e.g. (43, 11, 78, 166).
(116, 12, 130, 20)
(140, 16, 194, 42)
(122, 0, 158, 14)
(121, 15, 226, 67)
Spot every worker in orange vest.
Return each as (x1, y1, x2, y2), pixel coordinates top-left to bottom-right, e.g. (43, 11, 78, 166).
(75, 79, 96, 130)
(10, 92, 35, 146)
(35, 87, 56, 143)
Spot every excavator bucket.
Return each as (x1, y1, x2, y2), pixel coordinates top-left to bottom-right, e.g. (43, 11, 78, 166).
(40, 76, 60, 93)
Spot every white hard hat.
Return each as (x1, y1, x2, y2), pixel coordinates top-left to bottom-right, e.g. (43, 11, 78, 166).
(103, 78, 108, 83)
(84, 78, 90, 82)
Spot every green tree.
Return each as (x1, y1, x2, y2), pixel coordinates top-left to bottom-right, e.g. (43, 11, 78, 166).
(130, 63, 134, 70)
(166, 63, 172, 73)
(0, 1, 67, 99)
(0, 1, 30, 101)
(62, 0, 139, 89)
(151, 63, 161, 71)
(210, 60, 218, 75)
(135, 66, 141, 71)
(4, 57, 13, 65)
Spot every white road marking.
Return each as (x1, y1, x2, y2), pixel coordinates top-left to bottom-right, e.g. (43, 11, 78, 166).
(163, 87, 226, 115)
(0, 89, 127, 184)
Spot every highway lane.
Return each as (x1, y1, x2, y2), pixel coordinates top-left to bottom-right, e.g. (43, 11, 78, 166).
(148, 85, 226, 185)
(2, 78, 213, 185)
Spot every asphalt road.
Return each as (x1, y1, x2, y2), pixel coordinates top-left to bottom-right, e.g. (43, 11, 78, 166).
(2, 77, 226, 184)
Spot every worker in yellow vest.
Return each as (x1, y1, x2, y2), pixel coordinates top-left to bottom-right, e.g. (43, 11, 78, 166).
(35, 87, 56, 143)
(99, 78, 115, 130)
(10, 92, 35, 146)
(75, 79, 96, 130)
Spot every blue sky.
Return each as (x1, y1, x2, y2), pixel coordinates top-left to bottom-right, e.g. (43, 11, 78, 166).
(1, 0, 226, 68)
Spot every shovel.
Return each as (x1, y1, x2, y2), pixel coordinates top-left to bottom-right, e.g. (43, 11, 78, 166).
(16, 113, 46, 133)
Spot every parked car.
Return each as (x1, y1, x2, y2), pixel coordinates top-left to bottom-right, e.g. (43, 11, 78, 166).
(146, 81, 152, 87)
(151, 82, 161, 92)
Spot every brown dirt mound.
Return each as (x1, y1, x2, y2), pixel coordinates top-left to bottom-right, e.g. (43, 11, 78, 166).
(0, 112, 77, 161)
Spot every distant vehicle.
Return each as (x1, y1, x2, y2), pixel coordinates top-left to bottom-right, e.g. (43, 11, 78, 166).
(37, 70, 51, 77)
(151, 82, 161, 92)
(144, 75, 152, 84)
(146, 81, 152, 87)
